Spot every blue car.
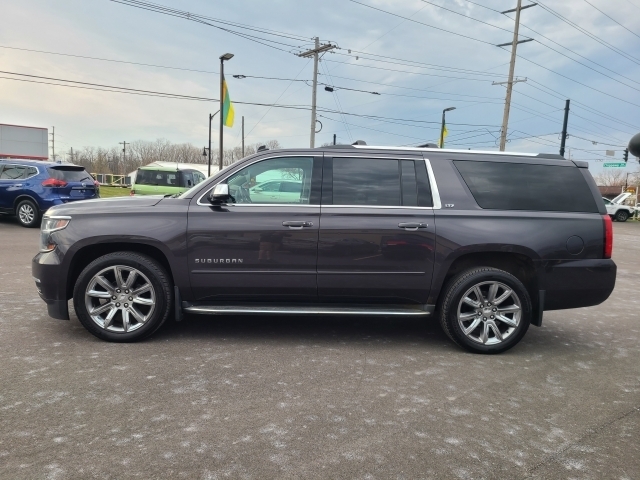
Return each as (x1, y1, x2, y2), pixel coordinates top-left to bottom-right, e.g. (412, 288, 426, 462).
(0, 160, 98, 227)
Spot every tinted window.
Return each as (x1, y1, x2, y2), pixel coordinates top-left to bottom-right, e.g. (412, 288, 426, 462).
(48, 166, 93, 182)
(227, 156, 313, 204)
(401, 160, 418, 207)
(281, 181, 302, 193)
(333, 158, 401, 206)
(135, 169, 180, 187)
(454, 160, 598, 213)
(26, 167, 39, 178)
(1, 165, 26, 180)
(183, 171, 194, 188)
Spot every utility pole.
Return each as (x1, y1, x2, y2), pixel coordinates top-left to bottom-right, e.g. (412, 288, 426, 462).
(298, 37, 336, 148)
(120, 141, 128, 173)
(559, 99, 570, 157)
(50, 126, 55, 161)
(70, 147, 74, 163)
(333, 133, 336, 145)
(496, 1, 537, 151)
(242, 116, 245, 157)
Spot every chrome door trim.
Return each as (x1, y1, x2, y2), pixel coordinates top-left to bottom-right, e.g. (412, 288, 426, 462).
(424, 158, 442, 210)
(184, 304, 433, 316)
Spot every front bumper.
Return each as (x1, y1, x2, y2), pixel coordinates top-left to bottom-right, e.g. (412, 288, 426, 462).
(32, 250, 70, 320)
(542, 258, 616, 311)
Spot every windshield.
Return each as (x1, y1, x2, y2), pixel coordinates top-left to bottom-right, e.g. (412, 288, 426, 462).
(136, 169, 182, 187)
(48, 166, 93, 182)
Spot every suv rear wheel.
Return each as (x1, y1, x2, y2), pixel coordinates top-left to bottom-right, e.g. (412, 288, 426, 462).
(73, 252, 172, 342)
(439, 267, 531, 354)
(16, 199, 40, 228)
(615, 210, 629, 222)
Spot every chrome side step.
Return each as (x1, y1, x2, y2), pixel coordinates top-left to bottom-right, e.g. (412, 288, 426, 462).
(183, 304, 434, 316)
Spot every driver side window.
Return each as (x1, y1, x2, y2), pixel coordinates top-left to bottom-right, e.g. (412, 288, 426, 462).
(226, 157, 313, 204)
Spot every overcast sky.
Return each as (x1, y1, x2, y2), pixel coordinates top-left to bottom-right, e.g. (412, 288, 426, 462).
(1, 0, 639, 173)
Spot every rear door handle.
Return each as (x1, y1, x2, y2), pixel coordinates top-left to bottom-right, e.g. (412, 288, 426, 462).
(398, 222, 428, 231)
(12, 184, 23, 187)
(282, 220, 314, 229)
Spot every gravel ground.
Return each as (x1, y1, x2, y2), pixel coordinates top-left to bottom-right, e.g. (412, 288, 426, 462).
(1, 215, 638, 479)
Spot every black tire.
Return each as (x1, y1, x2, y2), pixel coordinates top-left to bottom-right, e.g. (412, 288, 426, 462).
(438, 267, 532, 354)
(15, 199, 40, 228)
(615, 210, 629, 222)
(73, 252, 173, 342)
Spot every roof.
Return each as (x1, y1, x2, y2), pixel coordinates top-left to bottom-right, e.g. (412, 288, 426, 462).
(0, 159, 68, 167)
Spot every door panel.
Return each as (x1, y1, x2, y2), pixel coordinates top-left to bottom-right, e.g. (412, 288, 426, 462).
(317, 156, 435, 304)
(317, 207, 434, 303)
(187, 155, 322, 303)
(187, 205, 320, 302)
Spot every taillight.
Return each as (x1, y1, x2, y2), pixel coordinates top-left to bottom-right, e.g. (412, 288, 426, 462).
(42, 178, 68, 188)
(94, 180, 100, 188)
(130, 189, 135, 196)
(603, 214, 613, 259)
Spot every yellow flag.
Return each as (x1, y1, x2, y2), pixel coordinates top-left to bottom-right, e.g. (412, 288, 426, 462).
(439, 124, 448, 148)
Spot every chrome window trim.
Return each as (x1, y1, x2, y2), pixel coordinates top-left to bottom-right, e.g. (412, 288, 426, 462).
(322, 205, 434, 210)
(424, 159, 442, 209)
(329, 154, 422, 161)
(196, 153, 316, 207)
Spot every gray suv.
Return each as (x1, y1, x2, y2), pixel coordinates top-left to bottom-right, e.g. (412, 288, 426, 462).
(32, 144, 616, 353)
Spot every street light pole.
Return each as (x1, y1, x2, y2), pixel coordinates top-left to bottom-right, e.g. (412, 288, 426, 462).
(439, 107, 456, 148)
(207, 111, 219, 177)
(219, 53, 234, 172)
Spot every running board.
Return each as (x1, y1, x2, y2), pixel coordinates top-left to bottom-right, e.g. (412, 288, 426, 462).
(183, 304, 435, 316)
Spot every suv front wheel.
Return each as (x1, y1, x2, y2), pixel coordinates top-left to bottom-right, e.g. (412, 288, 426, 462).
(439, 267, 532, 354)
(73, 252, 173, 342)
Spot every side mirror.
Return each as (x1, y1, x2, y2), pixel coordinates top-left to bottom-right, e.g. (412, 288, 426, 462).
(208, 183, 230, 204)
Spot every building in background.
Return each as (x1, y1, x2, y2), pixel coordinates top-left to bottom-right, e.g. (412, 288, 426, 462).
(0, 124, 49, 160)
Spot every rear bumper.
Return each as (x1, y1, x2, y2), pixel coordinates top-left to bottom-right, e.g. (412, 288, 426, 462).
(542, 259, 616, 311)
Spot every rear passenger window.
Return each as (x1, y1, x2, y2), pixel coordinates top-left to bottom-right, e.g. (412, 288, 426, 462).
(333, 158, 401, 206)
(0, 165, 26, 179)
(26, 167, 38, 178)
(454, 160, 598, 213)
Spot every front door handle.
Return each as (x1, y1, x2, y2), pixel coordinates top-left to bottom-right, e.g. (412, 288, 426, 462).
(398, 222, 428, 231)
(282, 220, 314, 229)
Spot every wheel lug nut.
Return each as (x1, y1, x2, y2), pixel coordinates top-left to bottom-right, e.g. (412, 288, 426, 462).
(490, 315, 494, 319)
(483, 317, 487, 320)
(112, 296, 117, 300)
(493, 308, 497, 312)
(116, 289, 121, 293)
(116, 303, 120, 307)
(129, 296, 133, 301)
(124, 303, 129, 308)
(125, 290, 129, 294)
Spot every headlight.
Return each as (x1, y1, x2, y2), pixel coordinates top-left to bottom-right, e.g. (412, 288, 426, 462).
(40, 216, 71, 253)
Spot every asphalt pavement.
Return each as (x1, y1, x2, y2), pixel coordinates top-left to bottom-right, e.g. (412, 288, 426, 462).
(0, 215, 638, 479)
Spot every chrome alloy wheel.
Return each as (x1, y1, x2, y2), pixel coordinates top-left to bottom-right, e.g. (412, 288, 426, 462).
(457, 281, 521, 345)
(18, 203, 35, 225)
(84, 265, 156, 333)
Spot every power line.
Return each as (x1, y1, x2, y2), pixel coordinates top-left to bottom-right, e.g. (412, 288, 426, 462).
(0, 70, 503, 128)
(580, 0, 640, 42)
(535, 0, 640, 66)
(347, 0, 496, 46)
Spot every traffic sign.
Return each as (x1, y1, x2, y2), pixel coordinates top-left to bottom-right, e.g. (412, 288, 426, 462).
(603, 163, 626, 168)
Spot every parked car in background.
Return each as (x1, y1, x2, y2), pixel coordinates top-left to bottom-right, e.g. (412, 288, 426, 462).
(603, 193, 635, 222)
(131, 165, 206, 196)
(33, 144, 616, 354)
(0, 160, 98, 227)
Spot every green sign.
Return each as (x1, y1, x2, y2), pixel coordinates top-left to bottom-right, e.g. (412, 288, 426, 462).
(603, 163, 626, 168)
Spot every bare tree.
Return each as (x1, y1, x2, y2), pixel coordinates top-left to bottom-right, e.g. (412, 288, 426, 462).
(593, 169, 640, 186)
